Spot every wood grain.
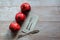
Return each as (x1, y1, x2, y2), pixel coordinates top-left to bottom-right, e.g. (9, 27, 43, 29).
(0, 0, 60, 40)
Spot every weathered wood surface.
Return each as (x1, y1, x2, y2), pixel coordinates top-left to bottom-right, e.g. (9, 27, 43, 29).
(0, 0, 60, 40)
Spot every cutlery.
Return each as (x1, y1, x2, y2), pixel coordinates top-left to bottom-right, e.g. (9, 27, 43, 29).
(18, 30, 39, 39)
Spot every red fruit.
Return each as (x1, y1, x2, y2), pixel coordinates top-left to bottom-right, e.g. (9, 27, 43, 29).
(21, 3, 31, 13)
(15, 12, 26, 23)
(9, 22, 20, 32)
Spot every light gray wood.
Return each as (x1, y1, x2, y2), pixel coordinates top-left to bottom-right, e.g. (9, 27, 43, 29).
(0, 0, 60, 40)
(0, 21, 60, 40)
(0, 6, 60, 21)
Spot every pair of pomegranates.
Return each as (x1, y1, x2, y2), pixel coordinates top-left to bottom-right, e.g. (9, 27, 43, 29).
(9, 3, 31, 32)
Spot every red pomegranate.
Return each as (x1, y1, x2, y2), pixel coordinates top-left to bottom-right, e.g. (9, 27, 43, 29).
(9, 22, 21, 32)
(15, 12, 26, 23)
(21, 3, 31, 13)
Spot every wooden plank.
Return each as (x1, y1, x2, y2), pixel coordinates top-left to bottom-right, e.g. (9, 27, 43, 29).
(0, 0, 60, 7)
(0, 21, 60, 40)
(0, 6, 60, 21)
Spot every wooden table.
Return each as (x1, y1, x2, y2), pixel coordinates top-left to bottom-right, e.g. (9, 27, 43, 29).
(0, 0, 60, 40)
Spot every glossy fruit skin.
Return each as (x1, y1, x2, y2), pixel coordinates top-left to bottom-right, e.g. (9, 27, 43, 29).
(21, 3, 31, 13)
(15, 12, 26, 23)
(9, 22, 20, 32)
